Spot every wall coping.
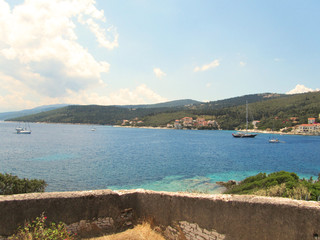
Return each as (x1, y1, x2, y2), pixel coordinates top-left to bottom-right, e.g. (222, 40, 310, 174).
(1, 189, 319, 209)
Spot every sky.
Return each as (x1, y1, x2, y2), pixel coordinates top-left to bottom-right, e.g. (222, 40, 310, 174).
(0, 0, 319, 112)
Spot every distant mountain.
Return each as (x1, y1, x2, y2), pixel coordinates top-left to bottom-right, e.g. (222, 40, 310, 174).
(0, 104, 69, 120)
(117, 99, 202, 109)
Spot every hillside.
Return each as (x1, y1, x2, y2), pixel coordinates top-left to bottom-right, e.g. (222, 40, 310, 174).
(8, 105, 182, 125)
(117, 99, 202, 109)
(200, 93, 285, 111)
(208, 91, 320, 130)
(7, 94, 273, 125)
(0, 104, 68, 120)
(7, 92, 320, 130)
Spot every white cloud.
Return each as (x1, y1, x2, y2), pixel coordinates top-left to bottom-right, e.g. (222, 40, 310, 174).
(58, 84, 168, 106)
(239, 61, 246, 67)
(153, 68, 166, 79)
(0, 64, 167, 111)
(206, 83, 212, 88)
(0, 72, 36, 111)
(286, 84, 320, 94)
(194, 60, 220, 72)
(274, 58, 283, 62)
(78, 15, 119, 50)
(0, 0, 118, 100)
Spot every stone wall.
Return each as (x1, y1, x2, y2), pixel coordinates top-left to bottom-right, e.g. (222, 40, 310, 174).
(1, 189, 320, 240)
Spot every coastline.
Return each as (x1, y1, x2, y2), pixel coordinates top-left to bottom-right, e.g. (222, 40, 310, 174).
(246, 128, 320, 136)
(115, 125, 304, 135)
(4, 121, 319, 136)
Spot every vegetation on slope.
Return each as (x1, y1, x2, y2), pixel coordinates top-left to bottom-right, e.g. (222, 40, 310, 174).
(192, 92, 320, 130)
(7, 92, 320, 130)
(140, 111, 198, 127)
(222, 171, 320, 201)
(9, 105, 183, 125)
(118, 99, 202, 109)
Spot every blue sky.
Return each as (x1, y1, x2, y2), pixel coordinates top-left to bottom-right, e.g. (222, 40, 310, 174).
(0, 0, 319, 111)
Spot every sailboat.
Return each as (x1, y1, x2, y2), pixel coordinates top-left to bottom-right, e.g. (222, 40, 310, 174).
(232, 101, 257, 138)
(16, 122, 31, 134)
(268, 120, 280, 143)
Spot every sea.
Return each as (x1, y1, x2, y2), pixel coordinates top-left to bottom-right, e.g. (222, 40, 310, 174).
(1, 121, 320, 193)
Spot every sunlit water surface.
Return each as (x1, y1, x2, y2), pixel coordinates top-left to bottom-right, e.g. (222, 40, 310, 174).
(1, 122, 319, 193)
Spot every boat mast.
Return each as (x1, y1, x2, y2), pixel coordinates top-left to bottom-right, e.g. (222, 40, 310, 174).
(246, 100, 248, 131)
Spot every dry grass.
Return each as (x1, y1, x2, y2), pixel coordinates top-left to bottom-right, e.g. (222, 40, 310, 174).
(87, 222, 165, 240)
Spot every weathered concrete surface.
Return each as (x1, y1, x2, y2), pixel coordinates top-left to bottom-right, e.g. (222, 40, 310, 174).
(120, 190, 320, 240)
(0, 190, 135, 237)
(1, 189, 320, 240)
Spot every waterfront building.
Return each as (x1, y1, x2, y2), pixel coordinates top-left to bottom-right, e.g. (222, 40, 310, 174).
(297, 123, 320, 134)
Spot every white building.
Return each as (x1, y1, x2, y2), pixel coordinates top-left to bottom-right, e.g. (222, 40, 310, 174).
(297, 123, 320, 134)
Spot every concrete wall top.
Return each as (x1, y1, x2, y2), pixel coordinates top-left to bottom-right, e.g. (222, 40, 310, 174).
(1, 189, 319, 209)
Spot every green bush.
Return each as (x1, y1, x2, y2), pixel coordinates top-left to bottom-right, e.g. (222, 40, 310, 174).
(0, 173, 47, 195)
(9, 213, 76, 240)
(224, 171, 317, 200)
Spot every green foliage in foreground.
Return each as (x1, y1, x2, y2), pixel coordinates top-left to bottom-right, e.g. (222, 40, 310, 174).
(224, 171, 320, 201)
(0, 173, 47, 195)
(9, 213, 76, 240)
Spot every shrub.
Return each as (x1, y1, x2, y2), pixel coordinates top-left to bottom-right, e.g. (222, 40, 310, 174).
(9, 213, 76, 240)
(0, 173, 47, 195)
(223, 171, 318, 201)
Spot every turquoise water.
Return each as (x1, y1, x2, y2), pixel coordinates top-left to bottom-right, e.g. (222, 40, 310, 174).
(1, 121, 320, 193)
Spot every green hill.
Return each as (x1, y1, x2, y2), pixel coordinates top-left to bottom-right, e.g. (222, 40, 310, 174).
(117, 99, 202, 109)
(8, 105, 179, 125)
(207, 91, 320, 130)
(0, 104, 68, 120)
(7, 92, 320, 130)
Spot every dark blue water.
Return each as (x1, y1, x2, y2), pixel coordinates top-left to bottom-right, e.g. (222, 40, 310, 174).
(1, 121, 319, 193)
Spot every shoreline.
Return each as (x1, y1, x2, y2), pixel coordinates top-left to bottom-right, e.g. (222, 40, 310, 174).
(4, 121, 318, 136)
(116, 125, 305, 135)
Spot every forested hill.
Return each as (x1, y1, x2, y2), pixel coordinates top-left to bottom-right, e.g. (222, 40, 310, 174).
(8, 105, 181, 125)
(117, 99, 202, 109)
(193, 91, 320, 130)
(0, 104, 68, 120)
(7, 92, 320, 130)
(200, 93, 285, 110)
(8, 93, 280, 125)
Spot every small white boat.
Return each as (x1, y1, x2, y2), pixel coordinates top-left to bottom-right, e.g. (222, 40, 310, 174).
(15, 127, 23, 132)
(269, 138, 280, 143)
(16, 123, 31, 134)
(17, 129, 31, 134)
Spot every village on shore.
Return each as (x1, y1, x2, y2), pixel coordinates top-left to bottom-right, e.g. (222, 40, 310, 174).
(120, 116, 320, 136)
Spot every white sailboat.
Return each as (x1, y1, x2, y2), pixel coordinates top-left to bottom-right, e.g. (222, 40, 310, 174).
(16, 122, 31, 134)
(232, 101, 257, 138)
